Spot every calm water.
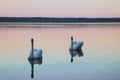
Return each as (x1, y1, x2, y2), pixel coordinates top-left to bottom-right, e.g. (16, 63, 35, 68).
(0, 23, 120, 80)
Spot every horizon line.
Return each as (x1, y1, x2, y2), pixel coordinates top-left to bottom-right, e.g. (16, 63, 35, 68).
(0, 16, 120, 18)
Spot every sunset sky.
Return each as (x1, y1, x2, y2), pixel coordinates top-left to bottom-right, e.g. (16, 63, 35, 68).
(0, 0, 120, 17)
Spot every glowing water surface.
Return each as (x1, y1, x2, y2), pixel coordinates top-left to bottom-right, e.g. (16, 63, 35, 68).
(0, 23, 120, 80)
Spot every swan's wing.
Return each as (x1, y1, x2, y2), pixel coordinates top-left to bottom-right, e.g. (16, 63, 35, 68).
(69, 41, 78, 50)
(73, 41, 84, 49)
(28, 50, 33, 59)
(69, 41, 84, 50)
(34, 49, 42, 58)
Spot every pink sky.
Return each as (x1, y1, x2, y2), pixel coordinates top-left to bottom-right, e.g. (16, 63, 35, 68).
(0, 0, 120, 17)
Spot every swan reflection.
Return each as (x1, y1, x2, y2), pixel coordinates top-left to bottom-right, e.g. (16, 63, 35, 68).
(69, 49, 83, 62)
(28, 57, 43, 79)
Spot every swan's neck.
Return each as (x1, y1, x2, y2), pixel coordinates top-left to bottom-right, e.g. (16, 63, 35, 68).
(71, 39, 73, 49)
(31, 39, 34, 58)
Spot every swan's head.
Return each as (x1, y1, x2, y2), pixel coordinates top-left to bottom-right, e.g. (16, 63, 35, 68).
(71, 36, 73, 41)
(31, 38, 34, 42)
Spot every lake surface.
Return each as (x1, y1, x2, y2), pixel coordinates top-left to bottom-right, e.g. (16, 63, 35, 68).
(0, 23, 120, 80)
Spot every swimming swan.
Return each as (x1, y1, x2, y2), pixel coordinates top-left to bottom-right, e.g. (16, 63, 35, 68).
(28, 38, 43, 59)
(69, 36, 83, 50)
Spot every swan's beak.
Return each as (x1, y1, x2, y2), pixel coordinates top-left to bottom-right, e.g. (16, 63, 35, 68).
(71, 36, 73, 40)
(31, 38, 34, 42)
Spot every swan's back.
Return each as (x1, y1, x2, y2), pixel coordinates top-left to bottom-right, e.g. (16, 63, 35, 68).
(29, 49, 42, 59)
(69, 41, 83, 50)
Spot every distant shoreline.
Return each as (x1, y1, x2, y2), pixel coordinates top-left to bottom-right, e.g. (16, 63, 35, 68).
(0, 17, 120, 22)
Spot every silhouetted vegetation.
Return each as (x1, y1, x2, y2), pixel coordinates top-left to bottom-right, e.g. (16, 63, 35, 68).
(0, 17, 120, 22)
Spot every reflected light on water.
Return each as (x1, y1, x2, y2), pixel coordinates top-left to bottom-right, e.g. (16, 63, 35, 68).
(0, 23, 120, 80)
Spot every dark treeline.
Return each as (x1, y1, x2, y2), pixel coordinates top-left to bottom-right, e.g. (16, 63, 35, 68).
(0, 17, 120, 22)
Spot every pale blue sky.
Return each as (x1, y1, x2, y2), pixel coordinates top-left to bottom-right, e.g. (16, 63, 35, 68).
(0, 0, 120, 17)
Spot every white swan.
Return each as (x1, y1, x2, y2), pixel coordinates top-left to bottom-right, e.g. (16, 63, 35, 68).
(69, 36, 83, 50)
(28, 38, 43, 59)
